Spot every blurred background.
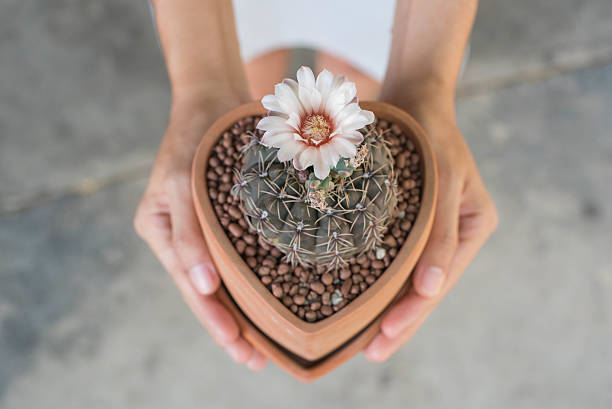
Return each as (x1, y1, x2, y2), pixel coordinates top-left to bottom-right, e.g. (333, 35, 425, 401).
(1, 1, 611, 408)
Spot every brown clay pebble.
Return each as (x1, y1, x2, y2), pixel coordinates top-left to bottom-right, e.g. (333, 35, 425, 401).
(383, 235, 397, 248)
(321, 273, 333, 286)
(228, 206, 242, 219)
(310, 281, 325, 295)
(341, 279, 352, 296)
(262, 258, 275, 268)
(207, 115, 422, 322)
(235, 240, 246, 254)
(402, 179, 416, 190)
(321, 305, 333, 316)
(371, 260, 385, 269)
(271, 283, 283, 298)
(340, 269, 352, 280)
(246, 257, 257, 269)
(228, 223, 243, 238)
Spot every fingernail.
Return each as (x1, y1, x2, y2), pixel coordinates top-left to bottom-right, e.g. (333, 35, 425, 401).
(189, 264, 217, 294)
(418, 266, 444, 297)
(246, 351, 263, 371)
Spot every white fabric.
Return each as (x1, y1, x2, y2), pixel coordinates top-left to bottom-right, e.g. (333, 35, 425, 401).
(231, 0, 396, 82)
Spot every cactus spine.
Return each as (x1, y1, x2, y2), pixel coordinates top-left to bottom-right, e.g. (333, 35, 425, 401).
(232, 125, 397, 270)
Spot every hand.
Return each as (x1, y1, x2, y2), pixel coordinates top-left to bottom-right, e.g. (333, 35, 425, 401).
(363, 101, 498, 362)
(134, 97, 266, 370)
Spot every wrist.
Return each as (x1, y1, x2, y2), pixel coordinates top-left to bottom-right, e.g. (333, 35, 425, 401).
(380, 77, 455, 117)
(169, 86, 250, 127)
(172, 82, 250, 110)
(380, 82, 463, 145)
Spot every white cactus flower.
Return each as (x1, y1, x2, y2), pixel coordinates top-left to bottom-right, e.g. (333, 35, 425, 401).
(256, 66, 375, 180)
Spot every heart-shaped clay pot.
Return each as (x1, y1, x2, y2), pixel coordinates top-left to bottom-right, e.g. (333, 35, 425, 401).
(192, 101, 437, 382)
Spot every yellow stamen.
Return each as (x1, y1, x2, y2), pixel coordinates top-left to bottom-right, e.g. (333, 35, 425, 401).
(302, 114, 331, 144)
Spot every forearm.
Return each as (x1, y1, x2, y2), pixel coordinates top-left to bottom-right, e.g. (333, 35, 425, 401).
(152, 0, 250, 107)
(381, 0, 478, 115)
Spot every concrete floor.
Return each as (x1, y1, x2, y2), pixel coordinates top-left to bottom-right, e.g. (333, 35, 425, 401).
(1, 1, 611, 408)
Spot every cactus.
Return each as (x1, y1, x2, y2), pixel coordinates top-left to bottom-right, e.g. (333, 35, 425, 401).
(232, 124, 398, 270)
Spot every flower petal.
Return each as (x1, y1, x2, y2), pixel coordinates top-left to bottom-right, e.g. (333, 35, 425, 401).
(275, 82, 303, 115)
(320, 143, 341, 170)
(297, 67, 319, 113)
(336, 130, 364, 144)
(261, 131, 293, 147)
(311, 149, 330, 180)
(286, 112, 302, 131)
(298, 86, 314, 113)
(297, 66, 316, 90)
(338, 110, 375, 131)
(277, 139, 305, 162)
(326, 81, 357, 117)
(334, 103, 361, 126)
(293, 132, 308, 143)
(257, 116, 293, 132)
(294, 146, 317, 170)
(315, 69, 334, 98)
(330, 136, 358, 158)
(261, 94, 283, 113)
(360, 109, 375, 125)
(310, 87, 323, 112)
(283, 78, 299, 93)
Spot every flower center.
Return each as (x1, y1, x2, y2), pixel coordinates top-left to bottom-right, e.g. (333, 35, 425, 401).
(301, 114, 331, 145)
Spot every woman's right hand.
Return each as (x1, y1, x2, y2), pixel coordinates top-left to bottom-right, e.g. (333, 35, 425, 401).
(134, 96, 266, 370)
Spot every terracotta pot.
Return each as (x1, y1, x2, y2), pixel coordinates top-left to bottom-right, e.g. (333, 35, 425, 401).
(192, 101, 437, 381)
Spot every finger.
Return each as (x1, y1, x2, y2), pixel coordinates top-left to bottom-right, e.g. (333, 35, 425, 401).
(156, 241, 241, 345)
(166, 174, 220, 295)
(192, 295, 242, 346)
(155, 241, 242, 347)
(412, 181, 462, 298)
(136, 205, 240, 345)
(364, 233, 485, 362)
(366, 202, 497, 361)
(225, 338, 254, 364)
(380, 287, 434, 339)
(246, 350, 267, 371)
(364, 301, 435, 362)
(380, 185, 461, 338)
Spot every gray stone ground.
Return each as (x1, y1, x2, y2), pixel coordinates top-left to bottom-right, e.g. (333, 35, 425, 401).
(1, 1, 611, 408)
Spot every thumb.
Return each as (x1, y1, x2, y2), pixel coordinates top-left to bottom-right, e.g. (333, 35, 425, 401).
(167, 174, 220, 295)
(412, 182, 461, 298)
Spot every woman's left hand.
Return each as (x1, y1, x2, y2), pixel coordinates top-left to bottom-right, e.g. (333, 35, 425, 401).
(363, 102, 498, 362)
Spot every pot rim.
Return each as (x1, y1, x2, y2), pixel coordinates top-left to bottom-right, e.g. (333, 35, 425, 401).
(192, 100, 438, 359)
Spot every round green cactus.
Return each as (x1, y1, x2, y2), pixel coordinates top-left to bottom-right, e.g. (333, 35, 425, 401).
(232, 125, 398, 270)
